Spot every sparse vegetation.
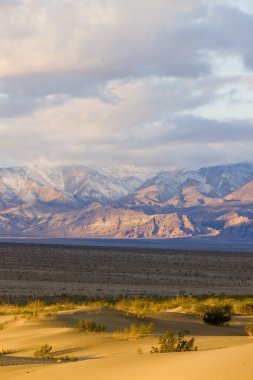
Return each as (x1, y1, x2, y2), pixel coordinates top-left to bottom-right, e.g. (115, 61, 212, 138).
(26, 300, 47, 317)
(0, 295, 253, 321)
(0, 348, 14, 356)
(234, 303, 253, 315)
(245, 320, 253, 336)
(76, 320, 106, 333)
(151, 330, 197, 353)
(34, 344, 54, 359)
(113, 323, 155, 339)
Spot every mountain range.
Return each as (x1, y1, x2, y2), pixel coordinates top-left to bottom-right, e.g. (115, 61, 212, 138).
(0, 163, 252, 240)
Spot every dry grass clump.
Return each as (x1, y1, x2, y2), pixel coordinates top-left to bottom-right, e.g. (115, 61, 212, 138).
(0, 323, 5, 330)
(34, 344, 54, 359)
(114, 298, 178, 318)
(0, 300, 80, 318)
(113, 323, 155, 339)
(112, 295, 251, 318)
(178, 296, 253, 317)
(233, 301, 253, 315)
(245, 320, 253, 336)
(180, 297, 232, 315)
(34, 344, 78, 362)
(47, 302, 78, 313)
(1, 295, 253, 320)
(76, 320, 106, 333)
(0, 348, 15, 356)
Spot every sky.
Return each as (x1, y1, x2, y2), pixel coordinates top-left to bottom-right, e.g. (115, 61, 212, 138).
(0, 0, 253, 169)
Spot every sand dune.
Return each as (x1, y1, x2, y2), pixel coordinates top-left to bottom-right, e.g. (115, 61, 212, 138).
(1, 307, 253, 380)
(2, 339, 253, 380)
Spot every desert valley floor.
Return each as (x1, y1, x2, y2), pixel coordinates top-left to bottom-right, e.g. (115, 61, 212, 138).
(1, 242, 253, 380)
(0, 242, 253, 297)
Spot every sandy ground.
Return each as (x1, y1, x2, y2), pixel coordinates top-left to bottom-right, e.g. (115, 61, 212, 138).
(1, 306, 253, 380)
(0, 242, 253, 297)
(1, 242, 253, 379)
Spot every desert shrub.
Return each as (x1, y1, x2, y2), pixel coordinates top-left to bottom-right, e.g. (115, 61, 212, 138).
(76, 320, 106, 333)
(114, 299, 152, 318)
(245, 320, 253, 336)
(151, 330, 197, 353)
(113, 323, 155, 339)
(137, 347, 143, 354)
(203, 306, 231, 326)
(34, 344, 53, 359)
(235, 303, 253, 315)
(0, 349, 13, 356)
(49, 302, 78, 313)
(184, 298, 233, 316)
(26, 300, 47, 317)
(114, 297, 180, 318)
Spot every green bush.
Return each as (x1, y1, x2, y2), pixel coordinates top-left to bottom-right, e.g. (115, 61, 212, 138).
(151, 330, 197, 353)
(34, 344, 53, 359)
(76, 320, 106, 333)
(203, 306, 231, 326)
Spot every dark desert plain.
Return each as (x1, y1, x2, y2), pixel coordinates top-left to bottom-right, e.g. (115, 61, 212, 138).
(0, 242, 253, 297)
(1, 242, 253, 380)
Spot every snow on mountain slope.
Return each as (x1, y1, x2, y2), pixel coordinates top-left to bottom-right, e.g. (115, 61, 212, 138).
(0, 165, 154, 210)
(132, 163, 253, 207)
(198, 163, 253, 197)
(0, 162, 253, 239)
(2, 163, 252, 209)
(32, 165, 155, 204)
(0, 167, 77, 210)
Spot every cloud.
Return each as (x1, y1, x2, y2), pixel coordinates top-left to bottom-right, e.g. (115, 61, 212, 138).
(1, 77, 253, 168)
(0, 0, 253, 168)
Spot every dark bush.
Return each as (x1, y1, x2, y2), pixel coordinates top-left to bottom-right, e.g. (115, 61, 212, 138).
(151, 330, 197, 353)
(203, 307, 231, 326)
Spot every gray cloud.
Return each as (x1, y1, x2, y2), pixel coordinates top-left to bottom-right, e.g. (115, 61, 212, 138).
(0, 0, 253, 168)
(161, 116, 253, 144)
